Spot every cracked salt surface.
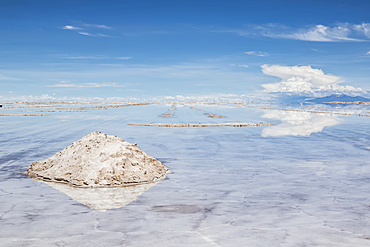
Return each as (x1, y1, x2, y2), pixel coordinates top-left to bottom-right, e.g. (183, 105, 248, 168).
(1, 103, 370, 246)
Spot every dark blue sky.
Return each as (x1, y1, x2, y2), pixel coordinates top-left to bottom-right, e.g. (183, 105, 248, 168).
(1, 0, 370, 99)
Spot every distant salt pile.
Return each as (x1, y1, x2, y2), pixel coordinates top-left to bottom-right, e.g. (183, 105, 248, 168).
(23, 131, 170, 187)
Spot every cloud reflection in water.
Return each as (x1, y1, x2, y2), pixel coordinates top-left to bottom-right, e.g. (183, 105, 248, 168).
(261, 110, 339, 137)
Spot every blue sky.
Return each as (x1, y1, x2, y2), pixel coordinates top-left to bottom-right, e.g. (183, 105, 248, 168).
(1, 0, 370, 100)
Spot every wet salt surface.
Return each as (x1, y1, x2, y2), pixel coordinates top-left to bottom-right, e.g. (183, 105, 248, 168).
(1, 104, 370, 246)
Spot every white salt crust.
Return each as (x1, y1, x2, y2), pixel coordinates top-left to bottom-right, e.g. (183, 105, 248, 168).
(24, 131, 170, 187)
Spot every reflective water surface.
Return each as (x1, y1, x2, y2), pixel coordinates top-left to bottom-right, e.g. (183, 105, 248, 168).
(45, 180, 162, 212)
(0, 102, 369, 246)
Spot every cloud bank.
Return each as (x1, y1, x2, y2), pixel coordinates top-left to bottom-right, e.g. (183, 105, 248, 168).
(353, 23, 370, 38)
(49, 82, 126, 88)
(277, 24, 361, 42)
(253, 23, 370, 42)
(261, 65, 363, 95)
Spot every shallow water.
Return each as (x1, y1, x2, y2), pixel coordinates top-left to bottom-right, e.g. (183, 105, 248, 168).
(1, 102, 370, 246)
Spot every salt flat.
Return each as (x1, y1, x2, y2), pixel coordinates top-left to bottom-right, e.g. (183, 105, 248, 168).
(0, 101, 369, 246)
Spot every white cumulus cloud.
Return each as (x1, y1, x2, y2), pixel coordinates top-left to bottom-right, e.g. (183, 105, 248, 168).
(261, 64, 363, 94)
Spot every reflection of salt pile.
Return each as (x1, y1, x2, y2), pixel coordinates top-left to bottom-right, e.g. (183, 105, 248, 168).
(45, 181, 160, 211)
(23, 131, 170, 187)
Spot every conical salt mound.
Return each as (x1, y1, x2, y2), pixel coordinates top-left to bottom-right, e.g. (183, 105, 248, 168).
(23, 131, 170, 187)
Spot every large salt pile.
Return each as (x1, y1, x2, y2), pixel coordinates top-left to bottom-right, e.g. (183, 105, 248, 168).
(23, 131, 170, 187)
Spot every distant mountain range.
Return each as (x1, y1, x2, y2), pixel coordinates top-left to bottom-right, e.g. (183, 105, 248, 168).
(307, 93, 370, 104)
